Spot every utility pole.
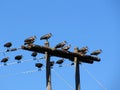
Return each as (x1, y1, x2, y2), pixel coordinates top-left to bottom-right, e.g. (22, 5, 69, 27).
(44, 41, 52, 90)
(21, 44, 101, 90)
(74, 47, 80, 90)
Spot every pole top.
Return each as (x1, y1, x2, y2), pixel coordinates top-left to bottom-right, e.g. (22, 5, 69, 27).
(74, 47, 79, 52)
(44, 41, 49, 47)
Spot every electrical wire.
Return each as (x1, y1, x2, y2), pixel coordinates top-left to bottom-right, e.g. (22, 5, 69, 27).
(0, 47, 22, 53)
(0, 63, 74, 90)
(81, 64, 107, 90)
(0, 56, 45, 67)
(52, 69, 75, 90)
(0, 69, 43, 78)
(0, 59, 32, 67)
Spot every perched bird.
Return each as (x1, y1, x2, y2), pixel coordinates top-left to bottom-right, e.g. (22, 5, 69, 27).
(54, 41, 67, 49)
(56, 58, 64, 67)
(15, 55, 23, 63)
(24, 36, 36, 46)
(1, 57, 9, 65)
(50, 61, 54, 68)
(78, 46, 88, 55)
(35, 63, 43, 71)
(62, 44, 71, 51)
(4, 42, 12, 51)
(40, 33, 52, 41)
(31, 52, 38, 60)
(90, 49, 102, 56)
(71, 62, 74, 66)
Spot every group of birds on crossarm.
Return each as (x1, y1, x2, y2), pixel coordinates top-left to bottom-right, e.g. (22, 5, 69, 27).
(1, 33, 102, 70)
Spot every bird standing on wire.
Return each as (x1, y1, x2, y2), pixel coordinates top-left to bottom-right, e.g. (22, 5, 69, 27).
(90, 49, 102, 56)
(35, 63, 43, 71)
(1, 57, 9, 65)
(15, 55, 23, 63)
(54, 41, 67, 49)
(31, 52, 38, 60)
(50, 61, 54, 69)
(56, 58, 64, 67)
(40, 33, 52, 41)
(24, 36, 36, 47)
(4, 42, 12, 51)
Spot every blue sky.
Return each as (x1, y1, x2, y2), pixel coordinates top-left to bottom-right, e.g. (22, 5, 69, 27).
(0, 0, 120, 90)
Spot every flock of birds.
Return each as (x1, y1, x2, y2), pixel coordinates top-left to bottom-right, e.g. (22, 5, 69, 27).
(0, 33, 102, 70)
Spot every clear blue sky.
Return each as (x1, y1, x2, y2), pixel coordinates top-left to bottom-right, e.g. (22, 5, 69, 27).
(0, 0, 119, 90)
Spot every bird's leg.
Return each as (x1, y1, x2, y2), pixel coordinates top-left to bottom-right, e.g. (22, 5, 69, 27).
(51, 66, 53, 69)
(6, 47, 10, 52)
(4, 63, 7, 66)
(33, 57, 37, 60)
(38, 68, 42, 71)
(59, 64, 62, 67)
(17, 61, 21, 63)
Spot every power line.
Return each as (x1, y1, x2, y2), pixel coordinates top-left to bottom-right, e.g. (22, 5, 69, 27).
(0, 69, 39, 78)
(0, 56, 45, 67)
(0, 64, 73, 78)
(81, 64, 107, 90)
(0, 47, 22, 53)
(52, 69, 75, 90)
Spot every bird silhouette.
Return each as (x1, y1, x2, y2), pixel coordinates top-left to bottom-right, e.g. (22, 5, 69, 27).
(15, 55, 23, 63)
(71, 62, 74, 66)
(24, 36, 36, 47)
(50, 61, 54, 69)
(62, 44, 71, 51)
(40, 33, 52, 41)
(54, 41, 67, 49)
(90, 49, 102, 56)
(1, 57, 9, 65)
(78, 46, 88, 55)
(4, 42, 12, 51)
(35, 63, 43, 71)
(56, 58, 64, 67)
(31, 52, 38, 60)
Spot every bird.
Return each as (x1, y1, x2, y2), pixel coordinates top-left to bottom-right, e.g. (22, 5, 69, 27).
(50, 61, 54, 68)
(54, 41, 67, 49)
(1, 57, 9, 65)
(31, 52, 38, 60)
(62, 44, 71, 51)
(4, 42, 12, 51)
(90, 49, 102, 56)
(56, 58, 64, 67)
(78, 46, 88, 55)
(71, 62, 74, 66)
(40, 33, 52, 41)
(15, 55, 23, 63)
(35, 63, 43, 71)
(24, 36, 36, 46)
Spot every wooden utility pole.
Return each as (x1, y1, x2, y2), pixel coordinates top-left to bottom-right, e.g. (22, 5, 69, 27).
(74, 47, 80, 90)
(21, 44, 101, 90)
(44, 41, 52, 90)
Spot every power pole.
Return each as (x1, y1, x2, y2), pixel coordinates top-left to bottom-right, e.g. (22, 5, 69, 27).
(21, 44, 100, 90)
(74, 47, 80, 90)
(44, 41, 52, 90)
